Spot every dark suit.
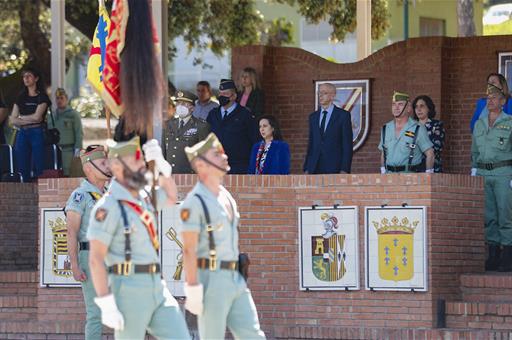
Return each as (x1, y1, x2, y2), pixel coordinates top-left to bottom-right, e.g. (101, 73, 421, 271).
(237, 88, 265, 118)
(247, 140, 290, 174)
(163, 116, 210, 173)
(303, 106, 353, 174)
(207, 103, 259, 174)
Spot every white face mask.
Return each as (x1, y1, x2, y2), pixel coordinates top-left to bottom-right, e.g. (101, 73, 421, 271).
(176, 105, 190, 118)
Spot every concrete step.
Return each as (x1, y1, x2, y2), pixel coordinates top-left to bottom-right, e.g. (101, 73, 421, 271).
(446, 301, 512, 330)
(460, 273, 512, 303)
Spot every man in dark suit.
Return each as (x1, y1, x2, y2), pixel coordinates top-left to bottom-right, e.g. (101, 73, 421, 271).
(163, 90, 210, 173)
(207, 79, 259, 174)
(304, 82, 353, 174)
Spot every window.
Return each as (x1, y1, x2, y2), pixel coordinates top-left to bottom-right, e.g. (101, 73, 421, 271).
(419, 17, 445, 37)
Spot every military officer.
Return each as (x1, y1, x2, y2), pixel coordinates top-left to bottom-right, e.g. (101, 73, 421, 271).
(87, 136, 190, 339)
(65, 145, 111, 339)
(472, 84, 512, 272)
(207, 79, 259, 174)
(180, 133, 266, 340)
(49, 88, 83, 176)
(163, 90, 210, 173)
(379, 91, 434, 173)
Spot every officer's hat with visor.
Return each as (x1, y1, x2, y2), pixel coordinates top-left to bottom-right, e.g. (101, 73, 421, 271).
(80, 145, 107, 165)
(487, 83, 506, 98)
(184, 133, 225, 165)
(106, 136, 142, 160)
(172, 90, 197, 105)
(392, 91, 409, 102)
(219, 79, 236, 91)
(55, 87, 68, 98)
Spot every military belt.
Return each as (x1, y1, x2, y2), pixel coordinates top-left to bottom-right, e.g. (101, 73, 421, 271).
(197, 258, 238, 271)
(108, 263, 160, 275)
(477, 160, 512, 171)
(79, 242, 89, 251)
(386, 164, 421, 173)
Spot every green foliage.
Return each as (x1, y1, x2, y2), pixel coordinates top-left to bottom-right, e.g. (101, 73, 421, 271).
(263, 17, 295, 46)
(275, 0, 390, 41)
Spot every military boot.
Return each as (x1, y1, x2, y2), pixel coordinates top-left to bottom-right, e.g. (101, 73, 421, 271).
(485, 244, 501, 271)
(498, 245, 512, 272)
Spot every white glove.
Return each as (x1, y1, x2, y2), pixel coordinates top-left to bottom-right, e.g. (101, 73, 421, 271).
(425, 168, 434, 174)
(94, 294, 124, 330)
(74, 148, 81, 157)
(184, 283, 203, 316)
(470, 168, 477, 176)
(142, 139, 173, 178)
(380, 167, 386, 174)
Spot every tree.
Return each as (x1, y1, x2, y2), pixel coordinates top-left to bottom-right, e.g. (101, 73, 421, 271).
(0, 0, 390, 90)
(457, 0, 476, 37)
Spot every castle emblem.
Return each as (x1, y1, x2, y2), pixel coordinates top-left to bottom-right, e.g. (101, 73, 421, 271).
(372, 216, 419, 281)
(311, 213, 346, 282)
(50, 217, 72, 277)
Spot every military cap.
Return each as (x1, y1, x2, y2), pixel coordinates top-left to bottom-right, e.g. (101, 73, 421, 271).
(172, 90, 197, 104)
(219, 79, 236, 91)
(393, 91, 409, 102)
(106, 136, 142, 160)
(487, 83, 506, 97)
(80, 145, 107, 165)
(55, 87, 68, 98)
(184, 132, 224, 163)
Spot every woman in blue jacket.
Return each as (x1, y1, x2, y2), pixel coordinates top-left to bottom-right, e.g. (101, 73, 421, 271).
(248, 115, 290, 174)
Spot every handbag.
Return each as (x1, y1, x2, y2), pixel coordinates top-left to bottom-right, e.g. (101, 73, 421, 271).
(44, 108, 60, 145)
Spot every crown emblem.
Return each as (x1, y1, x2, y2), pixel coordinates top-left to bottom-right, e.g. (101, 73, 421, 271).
(372, 216, 418, 235)
(50, 217, 67, 233)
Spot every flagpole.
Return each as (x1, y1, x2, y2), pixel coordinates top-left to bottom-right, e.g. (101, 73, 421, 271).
(105, 107, 112, 139)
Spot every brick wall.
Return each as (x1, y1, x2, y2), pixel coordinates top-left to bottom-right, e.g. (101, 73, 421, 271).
(232, 35, 512, 174)
(0, 183, 38, 270)
(28, 175, 484, 338)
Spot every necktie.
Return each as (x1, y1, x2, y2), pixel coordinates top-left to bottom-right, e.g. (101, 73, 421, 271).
(179, 120, 184, 129)
(223, 110, 228, 120)
(320, 110, 327, 137)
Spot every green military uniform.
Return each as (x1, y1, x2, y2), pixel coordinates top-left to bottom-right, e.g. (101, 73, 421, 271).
(87, 138, 190, 340)
(163, 90, 210, 174)
(48, 105, 83, 176)
(180, 133, 266, 339)
(472, 111, 512, 246)
(65, 179, 104, 339)
(163, 116, 210, 173)
(378, 117, 433, 173)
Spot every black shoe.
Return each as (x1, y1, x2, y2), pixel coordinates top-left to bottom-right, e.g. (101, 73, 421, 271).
(485, 244, 501, 271)
(498, 246, 512, 272)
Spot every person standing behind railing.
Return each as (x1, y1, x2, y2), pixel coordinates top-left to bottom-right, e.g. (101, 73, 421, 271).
(9, 67, 51, 181)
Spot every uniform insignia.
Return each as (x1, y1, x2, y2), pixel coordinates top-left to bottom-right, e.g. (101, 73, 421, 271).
(404, 131, 415, 138)
(183, 128, 198, 137)
(95, 208, 108, 222)
(180, 209, 190, 222)
(73, 192, 84, 203)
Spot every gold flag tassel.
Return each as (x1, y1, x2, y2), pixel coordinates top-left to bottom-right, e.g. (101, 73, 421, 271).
(173, 252, 184, 280)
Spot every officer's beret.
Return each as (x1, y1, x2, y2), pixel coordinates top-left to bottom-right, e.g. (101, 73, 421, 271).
(172, 90, 197, 104)
(487, 83, 505, 97)
(106, 136, 142, 160)
(184, 133, 224, 163)
(393, 91, 409, 102)
(219, 79, 236, 91)
(80, 145, 107, 165)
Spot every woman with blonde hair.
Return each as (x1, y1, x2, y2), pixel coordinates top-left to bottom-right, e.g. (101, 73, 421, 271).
(237, 67, 265, 118)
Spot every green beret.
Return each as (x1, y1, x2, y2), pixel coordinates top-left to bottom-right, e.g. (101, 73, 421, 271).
(393, 91, 409, 102)
(184, 133, 224, 163)
(172, 90, 197, 104)
(487, 83, 505, 97)
(106, 136, 142, 159)
(80, 145, 107, 165)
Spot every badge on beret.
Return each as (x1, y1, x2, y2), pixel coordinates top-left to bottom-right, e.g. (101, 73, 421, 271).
(73, 192, 83, 203)
(180, 209, 190, 222)
(95, 208, 108, 222)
